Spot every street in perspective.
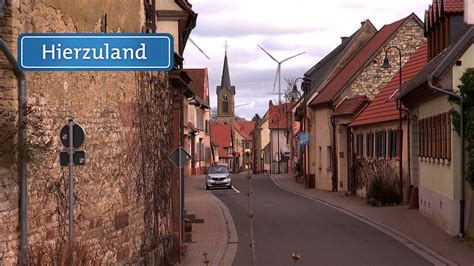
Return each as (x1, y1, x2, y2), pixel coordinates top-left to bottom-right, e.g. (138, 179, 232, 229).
(1, 0, 474, 265)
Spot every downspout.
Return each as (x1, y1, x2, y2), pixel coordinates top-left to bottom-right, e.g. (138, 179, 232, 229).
(0, 39, 28, 263)
(427, 76, 465, 236)
(397, 103, 411, 203)
(349, 131, 355, 195)
(330, 106, 338, 192)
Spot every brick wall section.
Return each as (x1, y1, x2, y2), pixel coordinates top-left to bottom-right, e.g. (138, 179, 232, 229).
(0, 0, 175, 264)
(338, 18, 425, 101)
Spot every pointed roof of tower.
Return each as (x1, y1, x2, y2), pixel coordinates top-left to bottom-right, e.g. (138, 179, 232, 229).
(217, 51, 236, 95)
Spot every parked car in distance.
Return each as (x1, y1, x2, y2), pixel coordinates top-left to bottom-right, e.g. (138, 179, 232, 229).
(205, 165, 232, 190)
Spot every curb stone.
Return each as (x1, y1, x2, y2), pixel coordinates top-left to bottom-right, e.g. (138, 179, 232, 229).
(208, 190, 238, 266)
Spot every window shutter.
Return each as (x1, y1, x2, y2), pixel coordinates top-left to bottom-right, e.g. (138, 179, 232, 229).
(435, 115, 438, 158)
(428, 117, 432, 158)
(424, 118, 427, 157)
(447, 113, 451, 160)
(420, 119, 424, 157)
(383, 131, 387, 158)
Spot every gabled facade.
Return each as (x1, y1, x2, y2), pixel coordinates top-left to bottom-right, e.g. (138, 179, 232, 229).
(254, 111, 270, 174)
(350, 42, 428, 198)
(184, 68, 211, 175)
(233, 120, 256, 171)
(307, 14, 425, 192)
(210, 123, 233, 167)
(400, 0, 473, 236)
(296, 20, 377, 188)
(268, 101, 292, 174)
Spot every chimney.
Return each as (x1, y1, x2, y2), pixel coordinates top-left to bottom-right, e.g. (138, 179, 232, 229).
(341, 37, 348, 43)
(269, 100, 273, 106)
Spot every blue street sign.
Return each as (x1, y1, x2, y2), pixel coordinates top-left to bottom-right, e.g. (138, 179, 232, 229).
(299, 132, 309, 146)
(18, 33, 174, 71)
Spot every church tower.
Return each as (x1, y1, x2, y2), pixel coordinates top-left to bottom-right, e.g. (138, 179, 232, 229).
(216, 47, 235, 125)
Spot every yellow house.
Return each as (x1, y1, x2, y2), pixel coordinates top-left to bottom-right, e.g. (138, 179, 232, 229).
(400, 24, 474, 236)
(254, 111, 270, 174)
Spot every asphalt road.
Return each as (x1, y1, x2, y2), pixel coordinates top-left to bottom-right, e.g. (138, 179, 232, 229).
(211, 173, 431, 266)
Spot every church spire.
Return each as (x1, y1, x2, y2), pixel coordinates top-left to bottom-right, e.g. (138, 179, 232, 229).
(221, 51, 232, 89)
(217, 40, 235, 95)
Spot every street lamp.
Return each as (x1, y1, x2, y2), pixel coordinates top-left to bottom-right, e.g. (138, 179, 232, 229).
(382, 46, 404, 204)
(293, 76, 312, 185)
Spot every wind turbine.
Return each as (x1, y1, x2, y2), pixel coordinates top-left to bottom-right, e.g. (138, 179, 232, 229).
(257, 45, 305, 104)
(257, 45, 304, 174)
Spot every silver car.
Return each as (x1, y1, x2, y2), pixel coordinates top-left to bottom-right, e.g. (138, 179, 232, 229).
(205, 165, 232, 190)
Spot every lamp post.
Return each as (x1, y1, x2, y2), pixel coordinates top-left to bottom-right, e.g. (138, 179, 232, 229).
(382, 45, 404, 204)
(293, 76, 311, 184)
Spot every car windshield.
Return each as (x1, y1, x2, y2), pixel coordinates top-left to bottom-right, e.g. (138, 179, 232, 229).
(208, 166, 229, 174)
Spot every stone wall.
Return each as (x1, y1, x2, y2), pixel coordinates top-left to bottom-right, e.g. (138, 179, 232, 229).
(338, 17, 425, 101)
(0, 0, 176, 264)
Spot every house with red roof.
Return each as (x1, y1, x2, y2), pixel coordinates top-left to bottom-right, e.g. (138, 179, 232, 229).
(268, 101, 293, 174)
(294, 20, 377, 187)
(184, 68, 211, 175)
(210, 123, 233, 167)
(306, 13, 425, 192)
(399, 0, 473, 236)
(233, 120, 256, 170)
(349, 42, 428, 198)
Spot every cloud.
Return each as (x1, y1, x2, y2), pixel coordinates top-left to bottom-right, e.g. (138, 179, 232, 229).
(184, 0, 429, 118)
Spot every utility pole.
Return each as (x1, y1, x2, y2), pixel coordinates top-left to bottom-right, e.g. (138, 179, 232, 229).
(247, 151, 256, 266)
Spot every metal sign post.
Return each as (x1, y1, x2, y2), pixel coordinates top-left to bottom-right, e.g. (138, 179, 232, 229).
(168, 145, 191, 263)
(59, 119, 86, 244)
(68, 120, 75, 243)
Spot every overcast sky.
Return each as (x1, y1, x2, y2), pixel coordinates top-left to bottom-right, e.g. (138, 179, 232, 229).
(183, 0, 429, 120)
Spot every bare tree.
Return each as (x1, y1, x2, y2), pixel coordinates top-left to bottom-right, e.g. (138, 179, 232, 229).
(210, 107, 218, 121)
(283, 76, 301, 104)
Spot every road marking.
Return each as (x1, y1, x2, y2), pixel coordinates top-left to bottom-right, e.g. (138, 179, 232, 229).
(231, 186, 240, 193)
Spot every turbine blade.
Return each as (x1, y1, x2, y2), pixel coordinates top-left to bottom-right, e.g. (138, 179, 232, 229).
(189, 37, 211, 60)
(257, 44, 278, 62)
(281, 51, 306, 63)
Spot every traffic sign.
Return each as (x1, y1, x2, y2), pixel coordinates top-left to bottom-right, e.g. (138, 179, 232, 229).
(60, 151, 86, 166)
(299, 132, 309, 146)
(60, 123, 85, 149)
(168, 146, 192, 168)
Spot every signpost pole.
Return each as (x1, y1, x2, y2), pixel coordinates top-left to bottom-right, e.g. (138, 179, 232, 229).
(68, 119, 75, 243)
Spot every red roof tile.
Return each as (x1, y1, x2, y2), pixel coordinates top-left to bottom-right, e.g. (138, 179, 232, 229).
(333, 96, 370, 117)
(444, 0, 463, 13)
(351, 42, 428, 127)
(184, 68, 209, 102)
(234, 121, 256, 140)
(268, 102, 292, 129)
(310, 15, 410, 106)
(210, 123, 232, 157)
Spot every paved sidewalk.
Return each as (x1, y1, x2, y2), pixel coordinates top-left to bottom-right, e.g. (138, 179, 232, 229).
(272, 174, 474, 265)
(182, 175, 237, 266)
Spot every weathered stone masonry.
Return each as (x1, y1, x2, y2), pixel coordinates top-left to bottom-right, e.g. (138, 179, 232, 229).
(340, 18, 425, 101)
(1, 0, 176, 264)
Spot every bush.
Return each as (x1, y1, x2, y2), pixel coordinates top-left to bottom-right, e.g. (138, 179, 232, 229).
(366, 175, 400, 206)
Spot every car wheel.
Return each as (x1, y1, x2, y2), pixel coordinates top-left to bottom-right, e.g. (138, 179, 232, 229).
(227, 183, 232, 189)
